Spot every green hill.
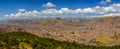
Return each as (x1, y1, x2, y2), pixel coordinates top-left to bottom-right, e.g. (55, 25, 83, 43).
(0, 32, 120, 49)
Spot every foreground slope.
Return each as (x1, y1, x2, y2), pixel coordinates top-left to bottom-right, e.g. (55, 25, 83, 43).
(0, 32, 120, 49)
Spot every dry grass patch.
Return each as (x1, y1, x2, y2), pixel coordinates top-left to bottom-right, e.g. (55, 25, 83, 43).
(91, 36, 114, 46)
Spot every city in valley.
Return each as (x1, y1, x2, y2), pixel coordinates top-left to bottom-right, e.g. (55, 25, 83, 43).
(0, 0, 120, 49)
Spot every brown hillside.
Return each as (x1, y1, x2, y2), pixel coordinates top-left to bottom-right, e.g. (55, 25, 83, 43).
(0, 16, 120, 46)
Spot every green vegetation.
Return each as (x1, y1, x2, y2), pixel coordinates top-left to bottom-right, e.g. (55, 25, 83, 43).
(0, 32, 120, 49)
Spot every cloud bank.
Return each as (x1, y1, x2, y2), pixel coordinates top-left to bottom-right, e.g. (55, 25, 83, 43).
(5, 10, 40, 19)
(5, 3, 120, 19)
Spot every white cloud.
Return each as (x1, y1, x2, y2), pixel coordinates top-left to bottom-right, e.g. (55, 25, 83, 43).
(100, 0, 111, 4)
(42, 2, 56, 8)
(101, 1, 106, 4)
(41, 9, 60, 14)
(4, 3, 120, 19)
(18, 9, 26, 12)
(104, 13, 120, 16)
(5, 9, 40, 19)
(106, 0, 111, 2)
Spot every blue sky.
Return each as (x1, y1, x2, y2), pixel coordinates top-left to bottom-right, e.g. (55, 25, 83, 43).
(1, 0, 120, 19)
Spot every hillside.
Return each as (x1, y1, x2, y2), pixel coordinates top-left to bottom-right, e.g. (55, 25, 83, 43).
(0, 32, 120, 49)
(0, 16, 120, 46)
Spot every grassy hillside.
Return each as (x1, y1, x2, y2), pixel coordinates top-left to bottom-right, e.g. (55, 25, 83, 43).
(0, 32, 120, 49)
